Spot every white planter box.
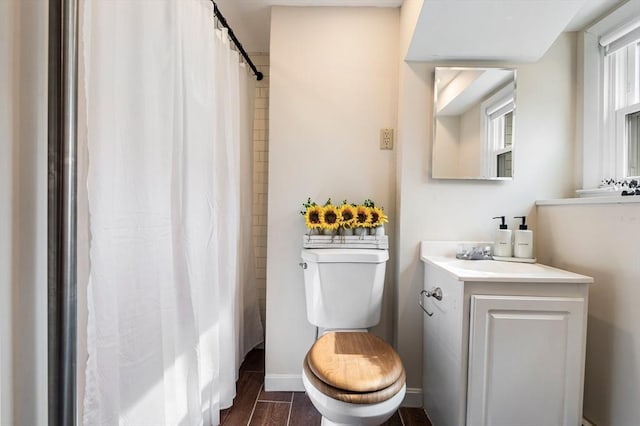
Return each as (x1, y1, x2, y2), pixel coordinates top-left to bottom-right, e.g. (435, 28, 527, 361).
(302, 235, 388, 249)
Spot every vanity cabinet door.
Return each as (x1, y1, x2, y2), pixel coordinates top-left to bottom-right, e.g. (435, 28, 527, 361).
(466, 295, 586, 426)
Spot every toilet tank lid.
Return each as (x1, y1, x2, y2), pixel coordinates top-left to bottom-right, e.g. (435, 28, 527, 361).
(301, 248, 389, 263)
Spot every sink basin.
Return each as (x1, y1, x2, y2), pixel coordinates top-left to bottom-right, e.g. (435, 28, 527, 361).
(421, 256, 593, 283)
(447, 259, 545, 274)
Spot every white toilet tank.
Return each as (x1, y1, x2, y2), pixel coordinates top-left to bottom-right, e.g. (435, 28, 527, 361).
(300, 248, 389, 330)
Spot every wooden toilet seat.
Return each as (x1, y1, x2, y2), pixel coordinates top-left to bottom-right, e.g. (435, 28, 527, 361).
(304, 332, 406, 404)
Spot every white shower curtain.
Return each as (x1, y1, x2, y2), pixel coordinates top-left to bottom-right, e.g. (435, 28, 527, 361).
(80, 0, 263, 424)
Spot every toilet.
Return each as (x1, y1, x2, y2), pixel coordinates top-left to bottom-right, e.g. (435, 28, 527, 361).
(300, 248, 406, 426)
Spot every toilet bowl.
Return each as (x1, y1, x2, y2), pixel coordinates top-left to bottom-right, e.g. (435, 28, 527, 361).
(300, 248, 404, 425)
(301, 331, 406, 426)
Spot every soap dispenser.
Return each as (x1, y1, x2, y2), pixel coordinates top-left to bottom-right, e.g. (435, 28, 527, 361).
(513, 216, 534, 259)
(492, 216, 512, 257)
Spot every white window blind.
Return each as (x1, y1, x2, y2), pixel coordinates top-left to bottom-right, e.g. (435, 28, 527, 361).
(600, 16, 640, 55)
(487, 100, 515, 121)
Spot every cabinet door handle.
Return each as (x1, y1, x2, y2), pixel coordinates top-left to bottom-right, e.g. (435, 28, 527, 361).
(419, 287, 443, 317)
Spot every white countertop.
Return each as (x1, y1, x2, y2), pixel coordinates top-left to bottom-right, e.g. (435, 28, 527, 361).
(421, 255, 594, 284)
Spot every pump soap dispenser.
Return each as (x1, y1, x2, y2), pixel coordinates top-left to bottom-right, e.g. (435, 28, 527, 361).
(492, 216, 512, 257)
(513, 216, 534, 259)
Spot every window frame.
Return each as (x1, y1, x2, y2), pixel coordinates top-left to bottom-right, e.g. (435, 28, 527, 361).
(581, 2, 640, 189)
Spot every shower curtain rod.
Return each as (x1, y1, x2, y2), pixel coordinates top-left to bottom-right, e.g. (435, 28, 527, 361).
(48, 0, 78, 422)
(212, 1, 264, 81)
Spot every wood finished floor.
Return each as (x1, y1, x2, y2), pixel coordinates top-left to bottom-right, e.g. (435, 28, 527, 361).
(220, 349, 432, 426)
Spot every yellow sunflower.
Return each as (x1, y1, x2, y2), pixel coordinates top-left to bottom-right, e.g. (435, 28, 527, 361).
(338, 204, 357, 228)
(369, 207, 388, 227)
(304, 205, 324, 229)
(354, 205, 372, 228)
(321, 204, 340, 230)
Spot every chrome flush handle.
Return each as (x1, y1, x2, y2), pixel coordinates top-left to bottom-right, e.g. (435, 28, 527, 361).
(299, 262, 307, 270)
(419, 287, 443, 317)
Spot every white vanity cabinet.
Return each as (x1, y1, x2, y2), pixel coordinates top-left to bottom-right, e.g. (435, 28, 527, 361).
(420, 243, 592, 426)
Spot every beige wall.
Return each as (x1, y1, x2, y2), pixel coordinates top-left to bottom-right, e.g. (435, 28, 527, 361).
(0, 0, 48, 423)
(459, 102, 482, 176)
(537, 200, 640, 425)
(266, 6, 399, 391)
(433, 116, 460, 177)
(396, 0, 578, 402)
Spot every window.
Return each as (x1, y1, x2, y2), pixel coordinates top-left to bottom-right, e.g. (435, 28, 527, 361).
(627, 110, 640, 176)
(581, 4, 640, 188)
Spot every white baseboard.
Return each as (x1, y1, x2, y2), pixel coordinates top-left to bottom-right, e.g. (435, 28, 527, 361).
(401, 387, 423, 408)
(264, 373, 305, 392)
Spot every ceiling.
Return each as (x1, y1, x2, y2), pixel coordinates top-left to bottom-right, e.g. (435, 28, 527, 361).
(406, 0, 624, 62)
(215, 0, 403, 53)
(436, 68, 514, 116)
(215, 0, 624, 57)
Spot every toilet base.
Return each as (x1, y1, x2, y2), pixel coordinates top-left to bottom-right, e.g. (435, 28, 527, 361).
(320, 416, 398, 426)
(321, 416, 363, 426)
(302, 369, 406, 426)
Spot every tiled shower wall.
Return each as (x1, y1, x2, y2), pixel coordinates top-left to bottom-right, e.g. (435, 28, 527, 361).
(250, 53, 269, 328)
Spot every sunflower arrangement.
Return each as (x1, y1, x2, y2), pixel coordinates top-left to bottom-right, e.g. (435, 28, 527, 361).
(301, 197, 388, 235)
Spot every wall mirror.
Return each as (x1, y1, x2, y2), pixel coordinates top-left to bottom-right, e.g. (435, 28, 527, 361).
(432, 67, 517, 180)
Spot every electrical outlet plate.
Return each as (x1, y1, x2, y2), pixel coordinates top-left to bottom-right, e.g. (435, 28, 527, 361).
(380, 128, 394, 150)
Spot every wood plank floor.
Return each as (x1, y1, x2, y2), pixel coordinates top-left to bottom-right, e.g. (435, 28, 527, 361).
(220, 349, 432, 426)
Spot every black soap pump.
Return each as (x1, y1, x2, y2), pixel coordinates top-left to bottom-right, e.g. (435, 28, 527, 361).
(492, 216, 512, 257)
(513, 216, 534, 259)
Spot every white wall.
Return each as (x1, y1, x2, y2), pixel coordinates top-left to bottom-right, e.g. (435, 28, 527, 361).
(396, 0, 578, 402)
(432, 116, 460, 177)
(537, 201, 640, 425)
(266, 6, 399, 391)
(0, 0, 48, 424)
(459, 102, 482, 176)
